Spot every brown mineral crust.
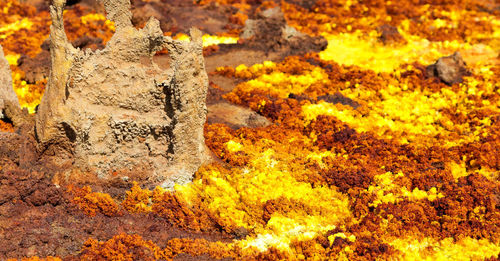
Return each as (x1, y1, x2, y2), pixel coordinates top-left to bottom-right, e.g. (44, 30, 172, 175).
(0, 129, 229, 259)
(285, 0, 319, 10)
(289, 238, 327, 259)
(317, 92, 361, 109)
(364, 173, 500, 241)
(206, 82, 227, 105)
(204, 124, 247, 166)
(0, 120, 14, 132)
(0, 166, 230, 259)
(286, 231, 397, 261)
(17, 51, 51, 84)
(262, 197, 311, 223)
(151, 190, 221, 233)
(453, 120, 500, 171)
(131, 0, 242, 35)
(0, 123, 38, 169)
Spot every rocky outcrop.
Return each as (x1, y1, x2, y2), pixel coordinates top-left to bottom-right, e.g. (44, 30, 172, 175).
(0, 45, 21, 119)
(35, 0, 210, 188)
(240, 7, 327, 54)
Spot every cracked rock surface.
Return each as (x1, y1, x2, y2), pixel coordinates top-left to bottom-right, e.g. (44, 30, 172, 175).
(35, 0, 210, 188)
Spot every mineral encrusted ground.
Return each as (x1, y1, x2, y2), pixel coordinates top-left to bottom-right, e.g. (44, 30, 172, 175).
(0, 0, 499, 260)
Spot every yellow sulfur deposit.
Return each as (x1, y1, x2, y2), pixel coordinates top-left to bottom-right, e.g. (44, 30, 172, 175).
(368, 172, 444, 207)
(387, 237, 500, 261)
(174, 33, 238, 47)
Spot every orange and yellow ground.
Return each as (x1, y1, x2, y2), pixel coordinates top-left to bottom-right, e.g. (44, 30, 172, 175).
(1, 0, 499, 260)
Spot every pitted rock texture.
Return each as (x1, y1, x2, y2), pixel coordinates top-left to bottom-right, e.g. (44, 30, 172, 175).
(35, 0, 210, 187)
(0, 45, 20, 119)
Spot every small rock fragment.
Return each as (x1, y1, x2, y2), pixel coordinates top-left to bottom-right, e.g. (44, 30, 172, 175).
(288, 92, 360, 109)
(207, 102, 271, 129)
(377, 24, 407, 45)
(317, 92, 360, 109)
(426, 52, 469, 85)
(286, 0, 319, 10)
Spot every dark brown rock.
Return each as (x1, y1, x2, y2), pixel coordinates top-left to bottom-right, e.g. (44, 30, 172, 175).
(377, 24, 407, 45)
(318, 92, 360, 109)
(286, 0, 319, 9)
(240, 7, 327, 55)
(426, 52, 469, 85)
(207, 102, 271, 129)
(17, 51, 51, 84)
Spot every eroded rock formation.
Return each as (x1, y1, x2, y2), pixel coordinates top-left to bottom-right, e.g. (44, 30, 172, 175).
(35, 0, 210, 187)
(0, 45, 21, 119)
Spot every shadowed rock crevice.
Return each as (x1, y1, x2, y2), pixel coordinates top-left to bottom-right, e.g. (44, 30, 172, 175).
(35, 0, 210, 188)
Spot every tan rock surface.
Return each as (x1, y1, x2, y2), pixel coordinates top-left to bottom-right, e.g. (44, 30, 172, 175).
(0, 45, 20, 119)
(35, 0, 210, 187)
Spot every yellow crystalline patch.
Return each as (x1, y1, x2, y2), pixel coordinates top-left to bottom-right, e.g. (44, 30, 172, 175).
(328, 233, 356, 246)
(225, 140, 243, 152)
(201, 34, 238, 46)
(237, 67, 329, 98)
(80, 13, 115, 31)
(4, 54, 19, 66)
(449, 161, 499, 182)
(401, 187, 444, 202)
(174, 33, 238, 47)
(305, 151, 337, 169)
(368, 172, 444, 207)
(11, 71, 43, 114)
(475, 168, 499, 182)
(387, 237, 500, 261)
(176, 147, 352, 253)
(240, 216, 335, 252)
(318, 30, 475, 72)
(449, 162, 468, 181)
(0, 18, 33, 38)
(300, 75, 495, 147)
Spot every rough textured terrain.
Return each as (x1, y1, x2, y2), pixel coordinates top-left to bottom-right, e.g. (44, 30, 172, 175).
(0, 0, 499, 260)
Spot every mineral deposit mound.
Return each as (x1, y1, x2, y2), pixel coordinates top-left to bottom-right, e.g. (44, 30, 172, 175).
(0, 0, 499, 260)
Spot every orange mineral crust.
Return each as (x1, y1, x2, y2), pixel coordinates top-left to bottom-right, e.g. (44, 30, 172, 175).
(1, 0, 499, 260)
